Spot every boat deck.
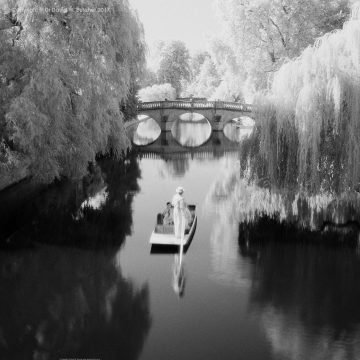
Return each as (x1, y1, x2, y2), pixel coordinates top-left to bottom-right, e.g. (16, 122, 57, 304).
(150, 205, 197, 246)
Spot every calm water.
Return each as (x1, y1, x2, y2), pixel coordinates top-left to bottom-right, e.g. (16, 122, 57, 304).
(1, 120, 360, 360)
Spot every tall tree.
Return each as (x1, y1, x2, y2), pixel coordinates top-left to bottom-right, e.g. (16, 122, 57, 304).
(0, 0, 145, 182)
(184, 57, 221, 98)
(157, 41, 190, 96)
(189, 51, 211, 80)
(183, 39, 244, 100)
(214, 0, 350, 89)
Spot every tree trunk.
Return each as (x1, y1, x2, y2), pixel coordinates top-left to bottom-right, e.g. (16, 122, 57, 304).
(268, 50, 276, 64)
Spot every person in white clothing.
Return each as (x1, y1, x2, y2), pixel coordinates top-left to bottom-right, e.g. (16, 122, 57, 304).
(172, 186, 187, 240)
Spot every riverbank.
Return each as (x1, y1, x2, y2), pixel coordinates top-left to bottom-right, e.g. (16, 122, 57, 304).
(239, 216, 360, 250)
(0, 154, 140, 250)
(0, 161, 30, 192)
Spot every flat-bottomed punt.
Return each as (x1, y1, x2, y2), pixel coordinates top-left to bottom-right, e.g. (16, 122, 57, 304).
(150, 205, 197, 246)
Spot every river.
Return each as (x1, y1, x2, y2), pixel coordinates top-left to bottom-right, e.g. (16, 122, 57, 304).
(0, 118, 360, 360)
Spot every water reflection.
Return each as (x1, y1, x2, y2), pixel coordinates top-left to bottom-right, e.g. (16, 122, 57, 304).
(171, 118, 212, 147)
(238, 225, 360, 360)
(2, 108, 360, 359)
(0, 154, 149, 359)
(136, 131, 241, 160)
(135, 127, 242, 179)
(76, 186, 108, 220)
(172, 244, 186, 297)
(235, 116, 255, 127)
(204, 158, 360, 358)
(0, 154, 141, 248)
(260, 306, 360, 360)
(206, 158, 360, 241)
(133, 117, 161, 146)
(209, 217, 252, 288)
(223, 122, 254, 142)
(162, 158, 190, 178)
(0, 247, 151, 360)
(205, 154, 360, 293)
(205, 158, 253, 288)
(179, 112, 206, 122)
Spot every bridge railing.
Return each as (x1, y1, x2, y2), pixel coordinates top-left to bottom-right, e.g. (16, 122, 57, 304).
(137, 100, 253, 112)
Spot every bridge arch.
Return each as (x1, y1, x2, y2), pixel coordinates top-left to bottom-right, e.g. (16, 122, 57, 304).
(125, 100, 254, 141)
(171, 114, 212, 148)
(128, 115, 161, 146)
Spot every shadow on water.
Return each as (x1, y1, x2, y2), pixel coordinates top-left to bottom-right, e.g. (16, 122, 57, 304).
(0, 153, 152, 359)
(0, 153, 141, 249)
(0, 247, 152, 360)
(238, 219, 360, 359)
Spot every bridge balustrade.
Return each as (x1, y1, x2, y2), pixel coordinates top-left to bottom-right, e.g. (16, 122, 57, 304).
(137, 100, 253, 112)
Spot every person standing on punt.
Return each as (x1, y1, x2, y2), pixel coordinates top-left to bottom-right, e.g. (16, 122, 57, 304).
(172, 186, 187, 240)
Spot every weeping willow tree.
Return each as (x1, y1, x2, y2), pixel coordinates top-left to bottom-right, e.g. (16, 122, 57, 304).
(0, 0, 145, 183)
(255, 2, 360, 194)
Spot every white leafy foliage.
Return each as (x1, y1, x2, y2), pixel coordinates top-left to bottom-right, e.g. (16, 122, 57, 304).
(1, 0, 145, 182)
(138, 83, 176, 102)
(256, 2, 360, 189)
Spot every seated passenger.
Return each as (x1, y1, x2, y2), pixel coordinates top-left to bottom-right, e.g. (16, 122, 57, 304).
(162, 202, 174, 225)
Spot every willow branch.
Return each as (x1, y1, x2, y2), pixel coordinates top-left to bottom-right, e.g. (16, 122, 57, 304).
(269, 17, 287, 49)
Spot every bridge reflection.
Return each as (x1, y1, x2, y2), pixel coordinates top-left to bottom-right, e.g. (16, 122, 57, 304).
(134, 131, 241, 160)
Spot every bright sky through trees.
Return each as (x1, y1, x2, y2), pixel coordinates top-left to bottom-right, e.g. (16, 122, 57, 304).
(129, 0, 220, 53)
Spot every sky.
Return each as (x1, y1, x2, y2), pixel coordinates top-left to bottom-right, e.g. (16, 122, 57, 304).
(129, 0, 221, 54)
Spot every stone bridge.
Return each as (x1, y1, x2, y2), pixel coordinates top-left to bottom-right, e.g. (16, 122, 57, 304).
(125, 100, 254, 135)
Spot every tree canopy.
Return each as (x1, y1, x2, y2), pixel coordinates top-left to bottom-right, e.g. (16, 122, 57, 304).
(255, 1, 360, 192)
(157, 40, 191, 96)
(214, 0, 350, 89)
(138, 83, 176, 102)
(0, 0, 145, 182)
(182, 40, 245, 101)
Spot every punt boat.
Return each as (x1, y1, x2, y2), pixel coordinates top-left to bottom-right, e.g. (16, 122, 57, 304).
(149, 205, 197, 246)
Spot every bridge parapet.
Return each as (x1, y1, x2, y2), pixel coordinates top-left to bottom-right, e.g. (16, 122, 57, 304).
(137, 100, 253, 113)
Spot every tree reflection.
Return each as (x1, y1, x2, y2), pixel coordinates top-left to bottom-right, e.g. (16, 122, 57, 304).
(223, 122, 254, 142)
(0, 153, 141, 248)
(0, 247, 151, 360)
(162, 158, 190, 178)
(133, 118, 161, 146)
(0, 154, 151, 359)
(207, 163, 360, 358)
(206, 156, 360, 239)
(239, 222, 360, 359)
(171, 119, 212, 147)
(202, 117, 360, 358)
